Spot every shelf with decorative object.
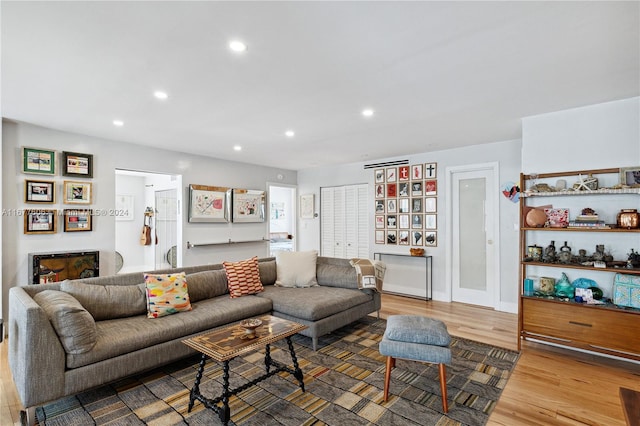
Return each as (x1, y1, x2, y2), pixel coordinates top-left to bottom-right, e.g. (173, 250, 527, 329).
(518, 167, 640, 361)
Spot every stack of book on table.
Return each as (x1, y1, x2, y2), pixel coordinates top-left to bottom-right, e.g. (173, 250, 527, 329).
(567, 214, 610, 229)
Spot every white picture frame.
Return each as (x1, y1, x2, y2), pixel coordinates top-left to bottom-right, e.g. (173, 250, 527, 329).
(300, 194, 315, 219)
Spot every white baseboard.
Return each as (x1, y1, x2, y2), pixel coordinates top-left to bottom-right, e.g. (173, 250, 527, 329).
(498, 301, 518, 314)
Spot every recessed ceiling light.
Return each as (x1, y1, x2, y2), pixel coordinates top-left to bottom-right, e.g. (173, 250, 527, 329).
(233, 145, 242, 151)
(113, 120, 124, 127)
(285, 130, 295, 138)
(229, 40, 247, 52)
(362, 109, 374, 117)
(154, 91, 168, 100)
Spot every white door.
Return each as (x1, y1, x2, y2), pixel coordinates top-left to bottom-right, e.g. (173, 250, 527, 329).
(321, 184, 369, 259)
(451, 167, 498, 307)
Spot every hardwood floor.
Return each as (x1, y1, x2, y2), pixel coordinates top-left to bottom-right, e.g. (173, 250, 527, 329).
(1, 294, 639, 425)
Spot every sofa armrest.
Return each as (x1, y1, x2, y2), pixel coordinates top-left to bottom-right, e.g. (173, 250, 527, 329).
(9, 286, 66, 408)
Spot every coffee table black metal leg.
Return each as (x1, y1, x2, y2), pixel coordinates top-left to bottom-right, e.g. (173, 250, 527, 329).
(265, 344, 272, 373)
(219, 360, 231, 425)
(286, 336, 305, 392)
(188, 353, 207, 412)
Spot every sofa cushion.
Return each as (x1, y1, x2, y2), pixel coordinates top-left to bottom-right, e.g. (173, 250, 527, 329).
(144, 272, 192, 318)
(33, 290, 97, 354)
(223, 256, 264, 298)
(259, 259, 277, 286)
(65, 295, 273, 369)
(60, 280, 147, 320)
(256, 286, 372, 321)
(185, 270, 228, 302)
(275, 250, 318, 288)
(316, 258, 358, 289)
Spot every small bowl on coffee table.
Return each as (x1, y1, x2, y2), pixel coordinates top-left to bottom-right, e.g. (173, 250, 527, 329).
(239, 318, 262, 339)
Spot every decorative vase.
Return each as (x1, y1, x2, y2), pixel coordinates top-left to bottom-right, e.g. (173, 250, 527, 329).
(617, 209, 639, 229)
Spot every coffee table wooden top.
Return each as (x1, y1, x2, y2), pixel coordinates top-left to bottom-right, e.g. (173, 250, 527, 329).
(183, 315, 307, 362)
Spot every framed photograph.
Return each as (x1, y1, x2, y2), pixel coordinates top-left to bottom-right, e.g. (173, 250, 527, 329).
(300, 194, 315, 219)
(375, 184, 385, 198)
(387, 215, 397, 228)
(387, 199, 397, 213)
(375, 200, 385, 214)
(386, 167, 397, 183)
(412, 198, 422, 213)
(398, 182, 409, 197)
(188, 184, 229, 223)
(424, 231, 437, 247)
(63, 181, 92, 204)
(62, 151, 93, 178)
(398, 230, 410, 245)
(425, 162, 437, 179)
(412, 231, 423, 246)
(399, 198, 410, 213)
(412, 214, 423, 229)
(424, 197, 437, 213)
(375, 215, 385, 229)
(232, 189, 265, 223)
(425, 179, 438, 196)
(386, 183, 397, 198)
(22, 147, 55, 175)
(411, 181, 423, 196)
(374, 169, 385, 183)
(620, 167, 640, 187)
(411, 164, 423, 180)
(375, 230, 385, 244)
(425, 214, 437, 230)
(398, 165, 410, 181)
(24, 209, 57, 234)
(115, 194, 134, 221)
(25, 179, 55, 203)
(399, 214, 410, 229)
(386, 230, 397, 245)
(64, 209, 93, 232)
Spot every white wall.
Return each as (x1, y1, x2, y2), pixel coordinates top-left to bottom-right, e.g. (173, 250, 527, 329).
(115, 174, 147, 272)
(522, 97, 640, 172)
(269, 186, 294, 235)
(2, 120, 296, 322)
(298, 139, 522, 311)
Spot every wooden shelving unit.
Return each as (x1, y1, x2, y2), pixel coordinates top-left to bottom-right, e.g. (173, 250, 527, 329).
(518, 167, 640, 361)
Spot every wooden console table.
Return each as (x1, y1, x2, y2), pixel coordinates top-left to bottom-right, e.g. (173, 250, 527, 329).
(374, 252, 432, 301)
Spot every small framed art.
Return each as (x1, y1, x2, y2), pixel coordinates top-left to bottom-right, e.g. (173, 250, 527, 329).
(412, 214, 423, 229)
(386, 230, 397, 244)
(424, 197, 437, 213)
(24, 209, 57, 234)
(375, 230, 385, 244)
(412, 231, 423, 246)
(64, 209, 93, 232)
(188, 184, 229, 223)
(232, 189, 265, 223)
(374, 169, 385, 183)
(63, 181, 92, 204)
(300, 194, 315, 219)
(22, 147, 55, 175)
(411, 164, 423, 180)
(425, 214, 437, 230)
(425, 162, 437, 179)
(375, 215, 385, 229)
(62, 151, 93, 178)
(386, 167, 397, 183)
(425, 179, 437, 196)
(425, 231, 437, 247)
(398, 230, 410, 245)
(620, 167, 640, 187)
(398, 165, 410, 181)
(25, 179, 55, 203)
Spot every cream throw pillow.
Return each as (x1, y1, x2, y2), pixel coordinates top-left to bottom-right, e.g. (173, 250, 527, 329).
(275, 250, 319, 288)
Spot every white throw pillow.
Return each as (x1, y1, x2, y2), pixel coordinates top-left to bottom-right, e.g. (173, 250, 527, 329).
(275, 250, 319, 288)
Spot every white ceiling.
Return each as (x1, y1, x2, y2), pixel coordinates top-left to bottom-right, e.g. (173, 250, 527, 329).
(2, 1, 639, 171)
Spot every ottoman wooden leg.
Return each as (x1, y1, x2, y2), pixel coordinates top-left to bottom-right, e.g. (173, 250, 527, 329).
(383, 356, 395, 402)
(439, 363, 448, 413)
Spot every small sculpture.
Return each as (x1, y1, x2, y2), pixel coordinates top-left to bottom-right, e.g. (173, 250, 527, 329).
(543, 241, 556, 263)
(558, 241, 572, 264)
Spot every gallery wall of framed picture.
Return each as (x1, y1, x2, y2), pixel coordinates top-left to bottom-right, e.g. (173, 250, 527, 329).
(20, 147, 95, 234)
(188, 184, 266, 224)
(374, 162, 438, 247)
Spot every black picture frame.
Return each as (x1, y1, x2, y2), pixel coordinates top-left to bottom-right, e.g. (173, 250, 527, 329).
(62, 151, 93, 178)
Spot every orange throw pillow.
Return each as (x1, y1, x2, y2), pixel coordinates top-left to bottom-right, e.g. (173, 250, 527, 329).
(223, 256, 264, 298)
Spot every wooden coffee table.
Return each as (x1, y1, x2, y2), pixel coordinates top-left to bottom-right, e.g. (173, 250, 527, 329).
(182, 315, 307, 425)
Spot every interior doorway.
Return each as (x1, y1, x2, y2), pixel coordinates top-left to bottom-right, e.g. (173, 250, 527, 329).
(115, 169, 182, 273)
(447, 163, 500, 308)
(267, 184, 297, 256)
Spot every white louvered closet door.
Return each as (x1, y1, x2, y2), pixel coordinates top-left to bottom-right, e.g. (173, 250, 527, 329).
(321, 184, 368, 259)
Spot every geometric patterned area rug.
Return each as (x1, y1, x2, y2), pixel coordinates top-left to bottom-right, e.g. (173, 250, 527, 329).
(34, 317, 519, 426)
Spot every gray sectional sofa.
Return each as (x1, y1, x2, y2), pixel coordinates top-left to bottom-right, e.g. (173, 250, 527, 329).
(8, 256, 380, 425)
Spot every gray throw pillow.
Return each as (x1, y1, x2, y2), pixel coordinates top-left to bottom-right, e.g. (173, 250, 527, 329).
(185, 270, 229, 302)
(60, 280, 147, 320)
(34, 290, 97, 354)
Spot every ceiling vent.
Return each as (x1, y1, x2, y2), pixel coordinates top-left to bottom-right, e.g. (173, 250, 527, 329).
(363, 159, 409, 169)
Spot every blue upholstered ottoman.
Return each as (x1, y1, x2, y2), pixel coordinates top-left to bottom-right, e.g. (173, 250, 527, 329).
(379, 315, 452, 412)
